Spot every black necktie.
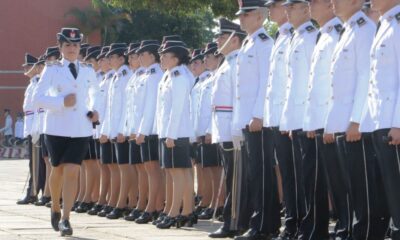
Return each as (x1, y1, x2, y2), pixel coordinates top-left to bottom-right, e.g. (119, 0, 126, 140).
(274, 31, 280, 41)
(69, 63, 77, 79)
(376, 21, 381, 36)
(339, 27, 346, 41)
(316, 31, 322, 44)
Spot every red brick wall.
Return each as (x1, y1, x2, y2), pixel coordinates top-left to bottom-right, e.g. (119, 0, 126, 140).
(0, 0, 101, 129)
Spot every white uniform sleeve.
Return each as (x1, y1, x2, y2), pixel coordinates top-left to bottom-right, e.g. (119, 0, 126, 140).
(392, 28, 400, 128)
(166, 76, 189, 139)
(100, 80, 113, 137)
(350, 26, 375, 124)
(137, 76, 159, 136)
(252, 40, 272, 119)
(117, 78, 130, 135)
(32, 66, 65, 111)
(87, 69, 100, 112)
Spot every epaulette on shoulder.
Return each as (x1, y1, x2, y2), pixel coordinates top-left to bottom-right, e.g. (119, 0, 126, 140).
(149, 68, 156, 75)
(357, 17, 366, 27)
(45, 61, 62, 67)
(396, 12, 400, 23)
(122, 69, 127, 76)
(172, 70, 180, 77)
(107, 73, 113, 79)
(137, 70, 144, 76)
(306, 25, 316, 33)
(258, 33, 269, 41)
(289, 27, 294, 34)
(334, 24, 343, 33)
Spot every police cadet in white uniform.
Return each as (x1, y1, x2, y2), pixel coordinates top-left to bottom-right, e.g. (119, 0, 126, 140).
(233, 1, 274, 239)
(99, 43, 134, 219)
(301, 1, 343, 239)
(131, 40, 165, 224)
(196, 42, 225, 221)
(326, 1, 389, 239)
(75, 46, 103, 214)
(32, 27, 99, 236)
(155, 40, 196, 229)
(208, 18, 248, 239)
(276, 0, 318, 239)
(88, 46, 116, 216)
(360, 1, 400, 239)
(17, 54, 40, 205)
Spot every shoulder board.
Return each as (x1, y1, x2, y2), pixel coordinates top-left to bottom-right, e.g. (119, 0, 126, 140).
(289, 27, 294, 34)
(258, 33, 269, 41)
(357, 17, 366, 27)
(334, 24, 343, 33)
(306, 25, 316, 33)
(172, 70, 180, 77)
(136, 70, 144, 76)
(122, 69, 127, 76)
(396, 12, 400, 23)
(148, 68, 156, 75)
(107, 73, 113, 79)
(45, 61, 62, 67)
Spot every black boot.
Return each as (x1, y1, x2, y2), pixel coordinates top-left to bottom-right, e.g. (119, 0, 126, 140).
(209, 227, 238, 238)
(16, 195, 37, 205)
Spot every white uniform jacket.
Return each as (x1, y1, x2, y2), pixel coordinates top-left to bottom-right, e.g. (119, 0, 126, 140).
(23, 75, 39, 137)
(195, 71, 215, 137)
(263, 22, 292, 128)
(360, 6, 400, 132)
(94, 70, 115, 138)
(280, 21, 318, 131)
(211, 50, 239, 143)
(32, 59, 99, 138)
(303, 18, 343, 131)
(325, 11, 376, 133)
(232, 27, 273, 137)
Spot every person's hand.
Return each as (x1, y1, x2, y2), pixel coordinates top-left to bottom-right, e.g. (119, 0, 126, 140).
(129, 134, 136, 141)
(136, 134, 145, 145)
(388, 128, 400, 145)
(64, 94, 76, 107)
(307, 131, 316, 139)
(323, 133, 335, 144)
(346, 122, 361, 142)
(117, 133, 125, 143)
(90, 111, 99, 123)
(99, 135, 108, 144)
(166, 138, 175, 148)
(205, 133, 212, 144)
(249, 118, 263, 132)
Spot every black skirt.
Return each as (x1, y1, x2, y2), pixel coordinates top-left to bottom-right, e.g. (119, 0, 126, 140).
(84, 138, 100, 160)
(129, 140, 142, 165)
(39, 134, 49, 158)
(44, 134, 90, 167)
(159, 138, 191, 169)
(100, 141, 117, 164)
(190, 142, 200, 163)
(197, 136, 221, 168)
(141, 135, 159, 163)
(114, 141, 130, 164)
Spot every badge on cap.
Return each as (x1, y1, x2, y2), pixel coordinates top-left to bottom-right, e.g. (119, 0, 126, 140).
(70, 31, 76, 38)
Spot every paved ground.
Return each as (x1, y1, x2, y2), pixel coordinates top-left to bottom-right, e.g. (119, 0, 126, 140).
(0, 159, 223, 240)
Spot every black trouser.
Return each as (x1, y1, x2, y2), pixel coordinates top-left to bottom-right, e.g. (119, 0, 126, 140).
(27, 135, 35, 197)
(242, 127, 276, 234)
(26, 136, 45, 196)
(319, 132, 352, 239)
(336, 133, 389, 240)
(278, 129, 306, 236)
(372, 129, 400, 240)
(296, 130, 329, 240)
(218, 142, 248, 231)
(261, 128, 283, 234)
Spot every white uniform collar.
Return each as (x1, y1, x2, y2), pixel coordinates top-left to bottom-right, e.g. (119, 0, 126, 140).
(198, 70, 211, 80)
(320, 17, 342, 34)
(249, 27, 266, 40)
(61, 58, 78, 67)
(225, 49, 240, 61)
(279, 22, 293, 35)
(146, 63, 159, 71)
(343, 10, 366, 29)
(379, 5, 400, 22)
(294, 20, 314, 35)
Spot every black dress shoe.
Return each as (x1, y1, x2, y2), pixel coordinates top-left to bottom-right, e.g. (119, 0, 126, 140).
(87, 204, 103, 215)
(194, 205, 206, 215)
(45, 201, 52, 208)
(97, 205, 113, 217)
(16, 195, 37, 205)
(58, 219, 73, 236)
(156, 216, 177, 229)
(106, 208, 124, 219)
(75, 202, 93, 213)
(124, 208, 143, 221)
(209, 227, 238, 238)
(35, 196, 51, 206)
(71, 201, 80, 211)
(235, 228, 268, 240)
(50, 211, 61, 231)
(152, 212, 167, 225)
(198, 208, 214, 220)
(135, 211, 154, 224)
(176, 213, 197, 228)
(273, 230, 296, 240)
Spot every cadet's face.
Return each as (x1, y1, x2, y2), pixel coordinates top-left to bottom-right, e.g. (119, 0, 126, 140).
(310, 0, 331, 21)
(60, 42, 80, 62)
(331, 0, 347, 17)
(23, 65, 33, 74)
(216, 33, 229, 49)
(128, 54, 140, 69)
(269, 2, 286, 23)
(160, 52, 178, 70)
(285, 3, 309, 25)
(190, 59, 205, 76)
(86, 58, 99, 70)
(239, 10, 259, 33)
(204, 53, 219, 71)
(139, 51, 154, 68)
(98, 58, 111, 72)
(108, 54, 124, 70)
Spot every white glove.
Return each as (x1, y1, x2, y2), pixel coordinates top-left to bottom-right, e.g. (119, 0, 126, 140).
(232, 135, 243, 150)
